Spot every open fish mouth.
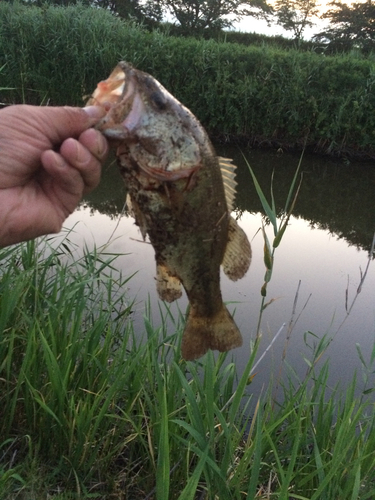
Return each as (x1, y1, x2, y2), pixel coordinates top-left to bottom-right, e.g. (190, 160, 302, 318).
(88, 66, 127, 109)
(87, 65, 145, 141)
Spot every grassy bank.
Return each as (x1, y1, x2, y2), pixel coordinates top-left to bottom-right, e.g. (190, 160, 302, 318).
(1, 168, 375, 498)
(1, 3, 375, 158)
(1, 235, 375, 499)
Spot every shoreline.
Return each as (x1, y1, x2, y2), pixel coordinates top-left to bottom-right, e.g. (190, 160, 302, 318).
(211, 132, 375, 163)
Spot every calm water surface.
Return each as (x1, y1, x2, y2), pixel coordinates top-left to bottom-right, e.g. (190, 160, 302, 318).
(61, 147, 375, 399)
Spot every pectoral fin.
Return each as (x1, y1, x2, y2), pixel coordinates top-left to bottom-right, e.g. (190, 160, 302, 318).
(222, 216, 251, 281)
(155, 263, 182, 302)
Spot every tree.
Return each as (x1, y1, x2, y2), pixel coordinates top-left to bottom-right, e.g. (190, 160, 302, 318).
(92, 0, 163, 24)
(273, 0, 320, 40)
(313, 0, 375, 49)
(17, 0, 92, 5)
(19, 0, 163, 28)
(160, 0, 271, 35)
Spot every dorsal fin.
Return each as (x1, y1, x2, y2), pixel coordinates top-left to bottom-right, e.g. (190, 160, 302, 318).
(218, 157, 237, 212)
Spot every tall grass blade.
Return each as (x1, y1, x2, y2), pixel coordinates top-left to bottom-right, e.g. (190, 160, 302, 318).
(245, 158, 278, 235)
(178, 445, 209, 500)
(156, 378, 170, 500)
(246, 400, 263, 499)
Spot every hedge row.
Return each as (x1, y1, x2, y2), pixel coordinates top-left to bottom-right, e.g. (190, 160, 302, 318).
(1, 3, 375, 156)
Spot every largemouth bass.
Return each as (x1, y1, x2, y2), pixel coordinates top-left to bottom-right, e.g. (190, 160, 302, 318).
(87, 62, 251, 360)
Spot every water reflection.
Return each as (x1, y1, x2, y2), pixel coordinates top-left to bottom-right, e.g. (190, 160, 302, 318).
(85, 147, 375, 253)
(228, 147, 375, 253)
(69, 147, 375, 399)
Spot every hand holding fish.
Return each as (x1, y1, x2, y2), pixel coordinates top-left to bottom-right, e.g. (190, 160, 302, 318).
(0, 104, 108, 247)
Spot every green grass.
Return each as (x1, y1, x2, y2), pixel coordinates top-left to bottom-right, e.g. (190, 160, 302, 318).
(2, 3, 375, 156)
(1, 190, 375, 498)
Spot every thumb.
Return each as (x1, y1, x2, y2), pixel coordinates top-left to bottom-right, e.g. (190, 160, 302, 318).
(36, 105, 107, 144)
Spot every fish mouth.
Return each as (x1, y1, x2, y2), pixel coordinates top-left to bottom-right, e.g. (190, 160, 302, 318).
(87, 63, 144, 140)
(87, 65, 127, 109)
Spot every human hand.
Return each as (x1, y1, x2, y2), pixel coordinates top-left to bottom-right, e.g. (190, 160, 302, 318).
(0, 104, 109, 247)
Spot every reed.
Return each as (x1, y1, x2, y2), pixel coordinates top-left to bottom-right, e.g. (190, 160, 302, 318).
(1, 224, 375, 498)
(1, 3, 375, 156)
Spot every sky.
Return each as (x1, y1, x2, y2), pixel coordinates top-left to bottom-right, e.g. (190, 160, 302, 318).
(232, 0, 356, 40)
(234, 15, 325, 39)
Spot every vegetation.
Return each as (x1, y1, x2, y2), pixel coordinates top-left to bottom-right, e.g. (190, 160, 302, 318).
(5, 0, 272, 35)
(1, 1, 375, 497)
(1, 172, 375, 498)
(2, 2, 375, 159)
(315, 0, 375, 52)
(159, 0, 271, 35)
(91, 0, 164, 28)
(273, 0, 320, 41)
(9, 0, 375, 47)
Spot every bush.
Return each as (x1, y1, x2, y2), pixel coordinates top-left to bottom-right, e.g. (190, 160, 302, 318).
(1, 3, 375, 155)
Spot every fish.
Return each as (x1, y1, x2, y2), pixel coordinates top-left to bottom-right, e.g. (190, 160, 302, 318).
(87, 62, 251, 360)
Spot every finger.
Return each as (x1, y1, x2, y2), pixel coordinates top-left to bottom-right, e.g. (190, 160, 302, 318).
(41, 149, 84, 198)
(59, 137, 102, 193)
(30, 105, 107, 144)
(78, 128, 109, 162)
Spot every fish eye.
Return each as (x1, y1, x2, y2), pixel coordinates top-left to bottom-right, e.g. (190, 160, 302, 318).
(150, 90, 167, 110)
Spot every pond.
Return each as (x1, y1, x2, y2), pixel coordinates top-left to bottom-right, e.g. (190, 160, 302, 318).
(60, 145, 375, 400)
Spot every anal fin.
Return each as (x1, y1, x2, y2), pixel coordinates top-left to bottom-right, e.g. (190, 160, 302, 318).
(222, 216, 251, 281)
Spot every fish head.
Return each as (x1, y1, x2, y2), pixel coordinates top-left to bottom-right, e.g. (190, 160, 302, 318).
(87, 62, 205, 181)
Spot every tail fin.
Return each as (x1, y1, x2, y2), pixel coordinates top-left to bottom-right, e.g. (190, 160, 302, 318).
(181, 304, 243, 361)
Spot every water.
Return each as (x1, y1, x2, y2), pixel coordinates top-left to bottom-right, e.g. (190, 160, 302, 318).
(61, 146, 375, 399)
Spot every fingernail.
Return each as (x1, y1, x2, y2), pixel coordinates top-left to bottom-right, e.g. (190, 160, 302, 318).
(83, 105, 106, 121)
(96, 133, 108, 158)
(53, 151, 67, 169)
